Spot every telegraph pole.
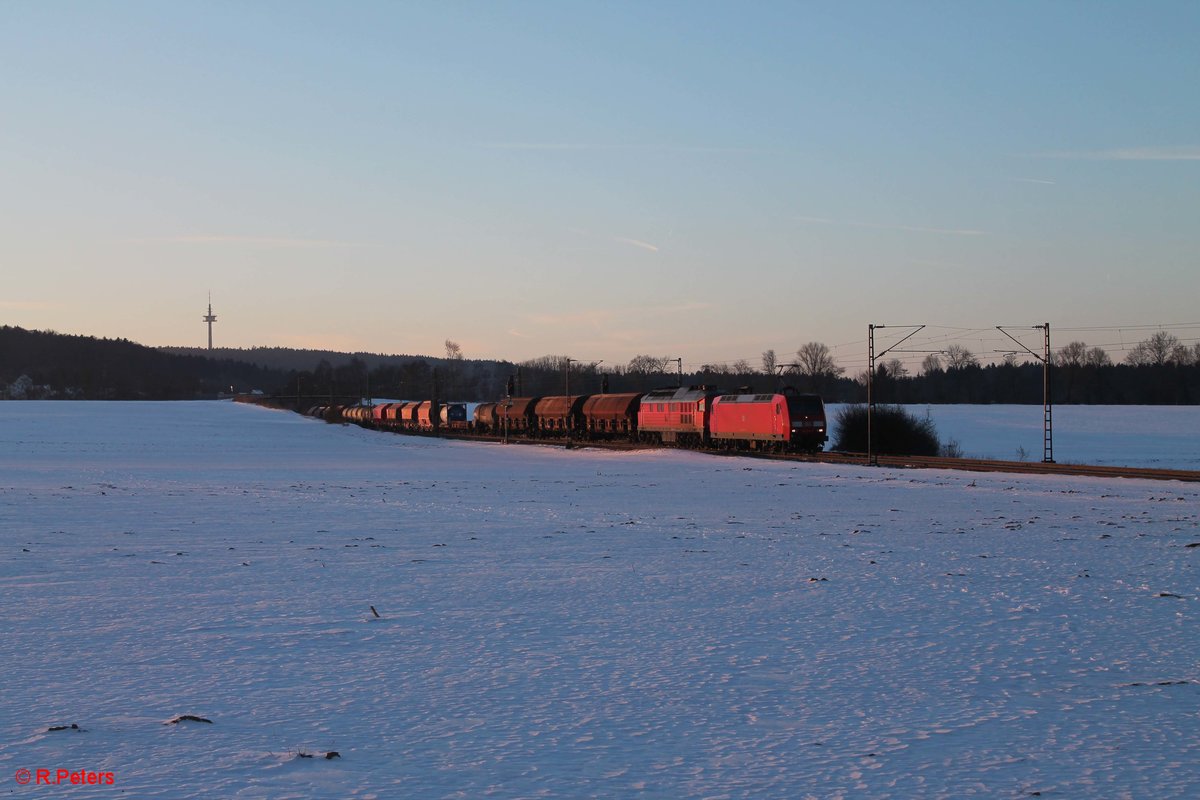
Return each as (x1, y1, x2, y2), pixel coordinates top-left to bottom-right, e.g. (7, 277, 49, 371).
(1043, 323, 1052, 463)
(868, 325, 875, 465)
(997, 323, 1054, 462)
(565, 357, 578, 444)
(504, 374, 514, 444)
(866, 324, 926, 464)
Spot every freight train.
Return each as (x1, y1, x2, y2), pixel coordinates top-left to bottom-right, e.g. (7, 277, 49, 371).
(308, 385, 827, 453)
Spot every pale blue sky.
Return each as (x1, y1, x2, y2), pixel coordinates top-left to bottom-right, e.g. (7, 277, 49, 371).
(2, 1, 1197, 371)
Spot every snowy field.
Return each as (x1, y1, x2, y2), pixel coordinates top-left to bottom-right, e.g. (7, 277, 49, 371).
(1, 401, 1197, 799)
(826, 403, 1200, 470)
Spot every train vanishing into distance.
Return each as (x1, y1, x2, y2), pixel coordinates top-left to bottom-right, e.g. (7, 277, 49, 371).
(315, 386, 828, 453)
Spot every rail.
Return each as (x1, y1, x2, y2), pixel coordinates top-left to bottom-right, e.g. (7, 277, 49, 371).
(736, 450, 1200, 483)
(239, 398, 1200, 483)
(438, 429, 1200, 482)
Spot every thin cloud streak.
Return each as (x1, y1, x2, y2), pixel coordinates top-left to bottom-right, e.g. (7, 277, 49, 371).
(641, 301, 713, 315)
(478, 142, 774, 155)
(614, 237, 660, 253)
(796, 216, 988, 236)
(1027, 146, 1200, 161)
(122, 235, 367, 248)
(902, 258, 965, 269)
(569, 228, 661, 253)
(1012, 177, 1057, 184)
(482, 142, 595, 151)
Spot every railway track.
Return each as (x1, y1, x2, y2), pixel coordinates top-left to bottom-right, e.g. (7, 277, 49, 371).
(738, 450, 1200, 483)
(242, 399, 1198, 483)
(437, 428, 1200, 483)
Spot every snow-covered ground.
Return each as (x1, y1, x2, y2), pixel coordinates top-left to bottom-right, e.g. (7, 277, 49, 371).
(827, 404, 1200, 470)
(1, 401, 1197, 799)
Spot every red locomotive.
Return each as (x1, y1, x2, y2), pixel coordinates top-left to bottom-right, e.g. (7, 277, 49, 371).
(637, 386, 720, 446)
(710, 388, 827, 452)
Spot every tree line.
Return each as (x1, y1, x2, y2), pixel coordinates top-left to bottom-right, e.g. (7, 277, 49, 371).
(5, 326, 1197, 405)
(0, 326, 286, 400)
(492, 334, 1200, 405)
(867, 332, 1200, 405)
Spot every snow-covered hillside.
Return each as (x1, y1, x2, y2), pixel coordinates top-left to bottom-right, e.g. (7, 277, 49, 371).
(1, 402, 1197, 798)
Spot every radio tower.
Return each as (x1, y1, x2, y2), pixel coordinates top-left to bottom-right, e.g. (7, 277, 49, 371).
(203, 294, 217, 351)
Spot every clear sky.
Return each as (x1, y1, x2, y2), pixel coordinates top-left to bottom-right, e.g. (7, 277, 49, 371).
(3, 1, 1198, 373)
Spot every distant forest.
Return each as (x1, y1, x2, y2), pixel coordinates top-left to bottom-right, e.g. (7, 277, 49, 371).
(470, 355, 1200, 406)
(4, 326, 1198, 404)
(0, 327, 285, 400)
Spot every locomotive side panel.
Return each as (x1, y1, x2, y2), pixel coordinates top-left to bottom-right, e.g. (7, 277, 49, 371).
(637, 386, 717, 444)
(710, 390, 828, 451)
(710, 394, 787, 443)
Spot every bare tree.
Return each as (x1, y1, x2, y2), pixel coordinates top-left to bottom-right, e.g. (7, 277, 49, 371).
(520, 354, 569, 372)
(1085, 347, 1112, 367)
(794, 342, 843, 393)
(1055, 341, 1088, 368)
(920, 353, 943, 375)
(1125, 331, 1180, 366)
(1124, 344, 1150, 366)
(442, 340, 464, 398)
(761, 349, 777, 375)
(881, 358, 908, 379)
(731, 359, 753, 375)
(1056, 340, 1109, 401)
(794, 342, 842, 378)
(627, 354, 669, 374)
(944, 345, 980, 370)
(1170, 342, 1197, 366)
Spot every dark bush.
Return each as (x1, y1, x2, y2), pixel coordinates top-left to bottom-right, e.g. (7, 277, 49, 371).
(833, 404, 940, 456)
